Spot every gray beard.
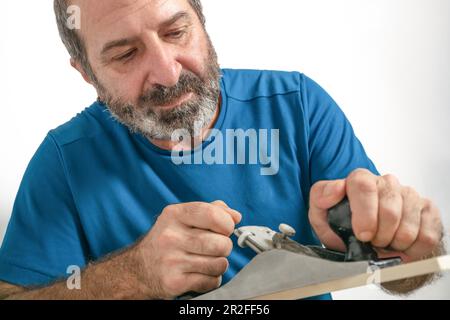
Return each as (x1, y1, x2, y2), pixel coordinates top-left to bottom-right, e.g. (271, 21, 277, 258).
(106, 79, 220, 140)
(98, 41, 221, 140)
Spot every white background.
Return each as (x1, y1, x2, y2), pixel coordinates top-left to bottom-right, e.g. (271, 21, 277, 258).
(1, 0, 449, 299)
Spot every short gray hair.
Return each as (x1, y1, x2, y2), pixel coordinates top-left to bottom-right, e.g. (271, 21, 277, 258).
(53, 0, 206, 82)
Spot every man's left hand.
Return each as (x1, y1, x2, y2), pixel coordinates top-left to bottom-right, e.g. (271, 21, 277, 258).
(309, 169, 444, 263)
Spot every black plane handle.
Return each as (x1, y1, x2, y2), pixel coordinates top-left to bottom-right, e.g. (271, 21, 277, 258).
(327, 197, 379, 262)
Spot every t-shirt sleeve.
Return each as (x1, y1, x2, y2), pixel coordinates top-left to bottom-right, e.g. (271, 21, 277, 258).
(0, 133, 88, 287)
(301, 74, 380, 184)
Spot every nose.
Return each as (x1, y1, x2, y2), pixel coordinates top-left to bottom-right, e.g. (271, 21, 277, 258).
(142, 38, 182, 89)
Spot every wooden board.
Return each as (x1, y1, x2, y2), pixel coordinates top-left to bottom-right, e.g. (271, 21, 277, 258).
(250, 255, 450, 300)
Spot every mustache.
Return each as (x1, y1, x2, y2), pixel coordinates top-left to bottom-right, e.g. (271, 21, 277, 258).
(139, 71, 206, 107)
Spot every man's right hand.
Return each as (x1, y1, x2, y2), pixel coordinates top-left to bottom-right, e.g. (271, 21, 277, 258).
(135, 201, 242, 299)
(0, 200, 241, 300)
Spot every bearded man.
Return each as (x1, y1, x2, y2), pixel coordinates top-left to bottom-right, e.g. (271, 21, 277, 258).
(0, 0, 444, 300)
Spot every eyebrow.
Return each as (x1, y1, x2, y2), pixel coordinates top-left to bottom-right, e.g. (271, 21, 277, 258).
(160, 11, 191, 30)
(100, 11, 192, 56)
(101, 37, 139, 56)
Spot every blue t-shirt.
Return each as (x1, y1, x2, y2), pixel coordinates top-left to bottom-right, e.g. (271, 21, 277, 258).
(0, 69, 378, 299)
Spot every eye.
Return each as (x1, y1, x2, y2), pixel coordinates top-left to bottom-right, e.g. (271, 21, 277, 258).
(166, 29, 187, 39)
(114, 49, 137, 62)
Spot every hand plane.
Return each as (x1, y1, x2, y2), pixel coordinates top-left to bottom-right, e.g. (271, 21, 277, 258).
(193, 198, 450, 300)
(234, 197, 400, 269)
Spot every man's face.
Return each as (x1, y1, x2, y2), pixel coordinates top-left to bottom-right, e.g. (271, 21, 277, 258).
(75, 0, 221, 139)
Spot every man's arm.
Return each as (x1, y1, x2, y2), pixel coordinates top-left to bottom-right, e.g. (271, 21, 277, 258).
(380, 239, 446, 295)
(0, 243, 149, 300)
(0, 201, 241, 300)
(0, 282, 26, 299)
(0, 241, 159, 300)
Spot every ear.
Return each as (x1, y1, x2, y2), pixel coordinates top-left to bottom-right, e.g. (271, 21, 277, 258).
(70, 58, 94, 85)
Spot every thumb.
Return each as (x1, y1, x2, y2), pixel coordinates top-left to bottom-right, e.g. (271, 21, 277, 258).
(311, 180, 347, 209)
(211, 200, 242, 225)
(308, 180, 347, 251)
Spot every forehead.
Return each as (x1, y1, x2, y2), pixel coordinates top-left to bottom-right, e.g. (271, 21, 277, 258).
(73, 0, 193, 47)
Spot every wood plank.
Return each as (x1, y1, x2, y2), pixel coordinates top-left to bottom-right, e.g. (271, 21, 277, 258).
(250, 255, 450, 300)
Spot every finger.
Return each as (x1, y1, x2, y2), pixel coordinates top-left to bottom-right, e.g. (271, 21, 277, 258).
(309, 179, 347, 251)
(346, 169, 379, 242)
(181, 228, 233, 257)
(211, 200, 229, 209)
(184, 255, 229, 277)
(211, 200, 242, 224)
(175, 202, 237, 236)
(404, 199, 443, 260)
(371, 175, 403, 248)
(185, 274, 222, 293)
(389, 186, 422, 251)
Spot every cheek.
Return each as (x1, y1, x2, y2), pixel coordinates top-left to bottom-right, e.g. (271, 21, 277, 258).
(121, 78, 144, 102)
(179, 30, 212, 76)
(100, 71, 145, 103)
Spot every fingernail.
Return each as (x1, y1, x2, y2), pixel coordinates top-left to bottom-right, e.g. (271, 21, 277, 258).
(323, 182, 336, 197)
(358, 232, 373, 242)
